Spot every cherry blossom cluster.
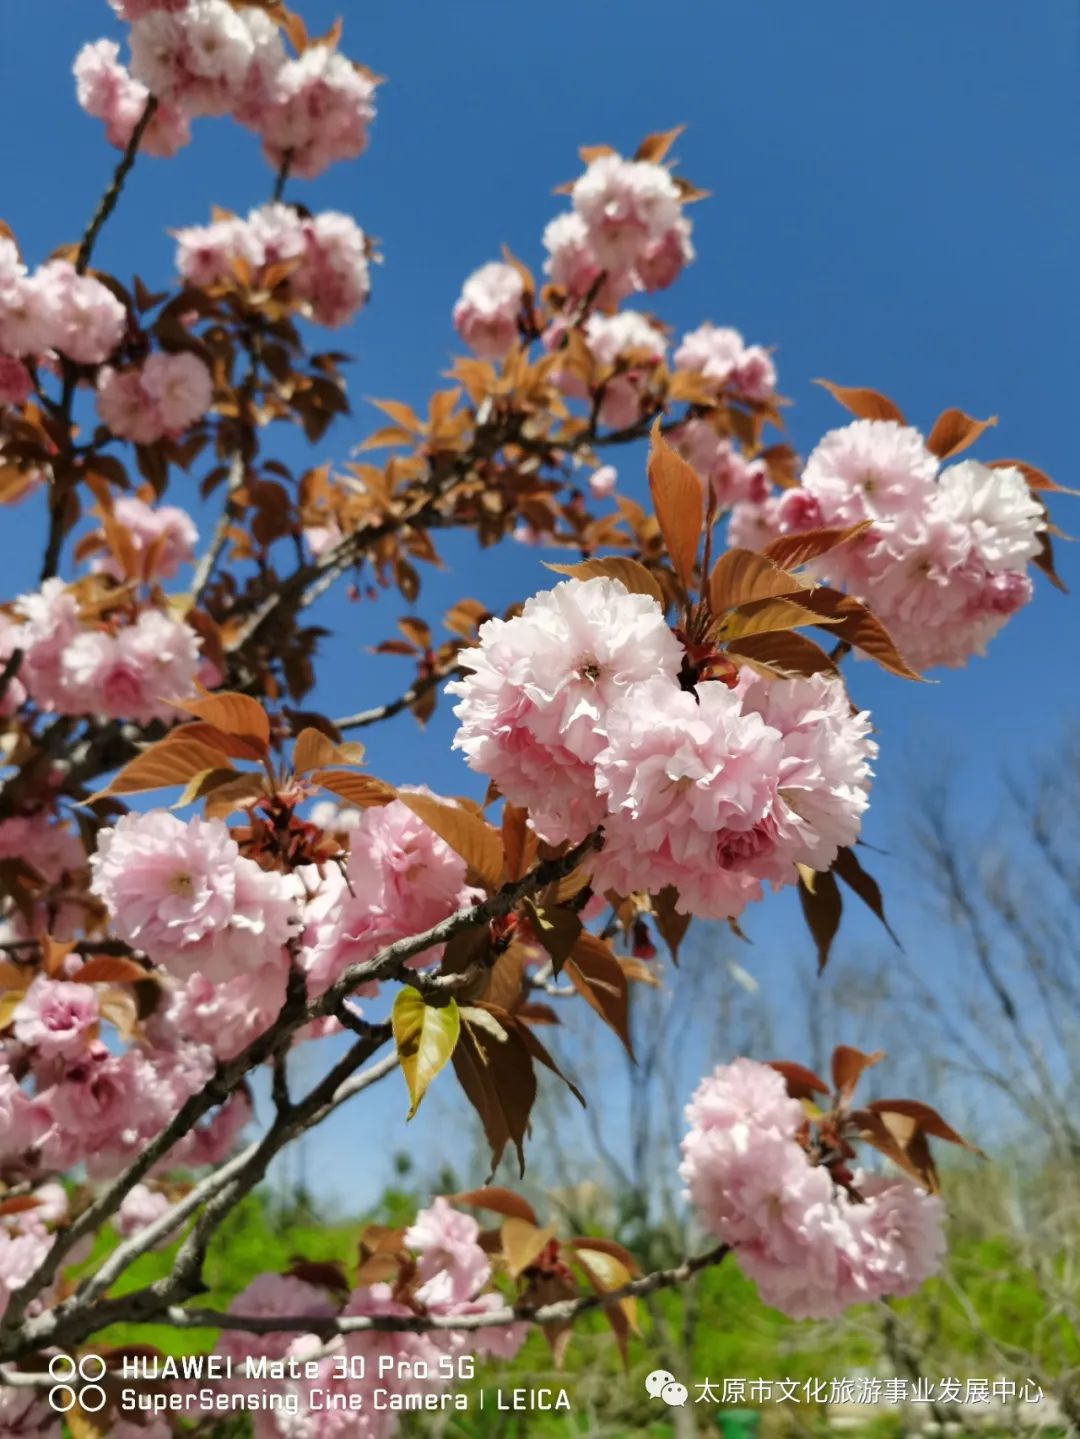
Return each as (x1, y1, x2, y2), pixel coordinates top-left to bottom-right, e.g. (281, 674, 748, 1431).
(553, 311, 668, 429)
(546, 151, 694, 303)
(78, 2, 376, 179)
(212, 1201, 524, 1436)
(679, 1059, 945, 1319)
(175, 203, 372, 327)
(452, 262, 526, 361)
(449, 576, 875, 917)
(733, 419, 1046, 669)
(1, 966, 250, 1187)
(88, 494, 199, 581)
(0, 235, 126, 394)
(299, 791, 475, 998)
(1, 577, 205, 724)
(96, 348, 214, 444)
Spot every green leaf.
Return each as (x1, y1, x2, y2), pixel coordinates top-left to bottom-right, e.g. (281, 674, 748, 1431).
(391, 990, 461, 1119)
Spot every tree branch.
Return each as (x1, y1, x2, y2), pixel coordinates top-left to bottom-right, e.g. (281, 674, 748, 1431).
(333, 664, 465, 733)
(0, 832, 601, 1350)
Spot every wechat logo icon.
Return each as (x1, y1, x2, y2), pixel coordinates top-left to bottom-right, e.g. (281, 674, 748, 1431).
(645, 1368, 689, 1407)
(48, 1354, 107, 1414)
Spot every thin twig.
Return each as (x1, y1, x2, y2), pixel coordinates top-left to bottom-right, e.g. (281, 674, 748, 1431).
(333, 664, 466, 732)
(76, 98, 158, 276)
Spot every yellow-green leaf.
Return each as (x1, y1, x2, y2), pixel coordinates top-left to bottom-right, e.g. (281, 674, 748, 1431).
(392, 990, 461, 1119)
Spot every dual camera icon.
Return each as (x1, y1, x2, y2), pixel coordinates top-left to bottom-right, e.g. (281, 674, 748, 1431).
(47, 1354, 107, 1414)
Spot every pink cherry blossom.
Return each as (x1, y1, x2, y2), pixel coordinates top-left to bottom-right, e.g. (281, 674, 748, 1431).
(800, 419, 939, 537)
(301, 792, 470, 996)
(674, 323, 777, 402)
(680, 1059, 947, 1320)
(676, 419, 771, 508)
(59, 609, 202, 724)
(169, 961, 289, 1060)
(74, 39, 191, 158)
(97, 350, 213, 444)
(115, 1182, 173, 1242)
(405, 1198, 491, 1307)
(453, 261, 524, 360)
(572, 153, 683, 274)
(92, 495, 199, 581)
(12, 977, 98, 1062)
(175, 205, 371, 328)
(777, 432, 1046, 670)
(128, 0, 258, 118)
(591, 675, 784, 917)
(542, 213, 632, 308)
(449, 577, 684, 845)
(251, 45, 376, 179)
(0, 1222, 51, 1320)
(36, 262, 127, 365)
(89, 811, 301, 983)
(735, 670, 876, 876)
(589, 464, 618, 498)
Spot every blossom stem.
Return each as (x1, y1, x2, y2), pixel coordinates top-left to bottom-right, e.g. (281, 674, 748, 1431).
(76, 96, 158, 276)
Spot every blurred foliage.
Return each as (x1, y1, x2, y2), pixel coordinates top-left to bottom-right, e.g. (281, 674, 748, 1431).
(78, 1155, 1078, 1437)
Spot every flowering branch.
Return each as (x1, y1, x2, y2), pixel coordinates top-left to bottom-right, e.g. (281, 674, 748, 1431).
(0, 832, 601, 1349)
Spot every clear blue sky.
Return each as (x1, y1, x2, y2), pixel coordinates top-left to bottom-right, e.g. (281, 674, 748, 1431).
(2, 2, 1078, 1206)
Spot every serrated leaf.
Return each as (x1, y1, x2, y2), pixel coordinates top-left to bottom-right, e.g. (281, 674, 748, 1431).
(647, 419, 703, 591)
(392, 990, 460, 1119)
(768, 1059, 830, 1100)
(202, 773, 269, 819)
(708, 547, 809, 613)
(0, 960, 27, 991)
(501, 1217, 557, 1277)
(525, 902, 582, 975)
(396, 791, 503, 889)
(88, 735, 237, 801)
(368, 397, 424, 433)
(814, 380, 905, 424)
(651, 886, 689, 963)
(172, 691, 270, 755)
(294, 726, 360, 773)
(500, 805, 536, 884)
(173, 766, 243, 810)
(544, 556, 664, 608)
(722, 595, 839, 640)
(832, 846, 900, 947)
(925, 407, 997, 460)
(798, 586, 922, 679)
(565, 933, 633, 1058)
(71, 956, 148, 986)
(453, 1009, 537, 1177)
(866, 1098, 984, 1154)
(573, 1246, 638, 1316)
(635, 125, 685, 163)
(797, 867, 842, 972)
(0, 990, 26, 1030)
(831, 1044, 884, 1102)
(762, 520, 873, 570)
(316, 771, 396, 809)
(450, 1187, 539, 1225)
(725, 629, 838, 678)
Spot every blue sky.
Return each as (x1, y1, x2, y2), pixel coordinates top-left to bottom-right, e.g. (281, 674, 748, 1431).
(2, 2, 1078, 1207)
